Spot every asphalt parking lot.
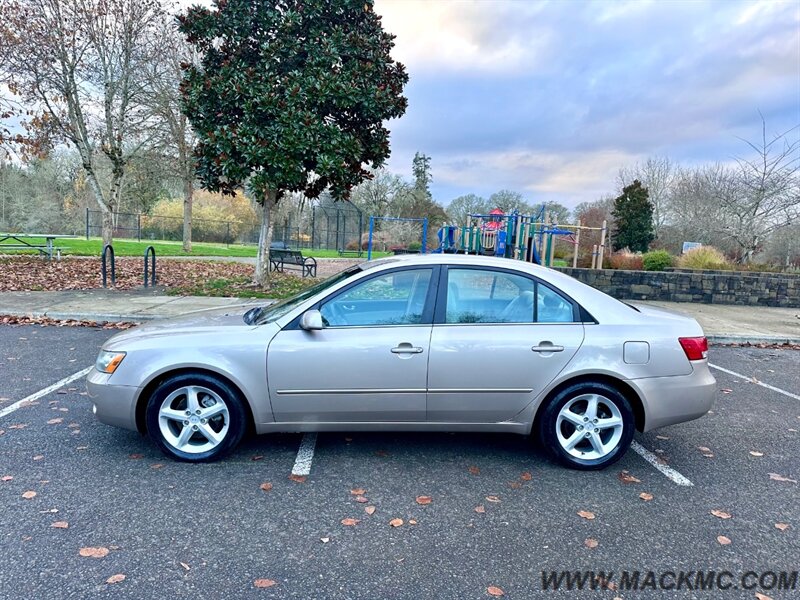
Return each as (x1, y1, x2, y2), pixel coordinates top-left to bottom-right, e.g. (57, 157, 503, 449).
(0, 324, 798, 599)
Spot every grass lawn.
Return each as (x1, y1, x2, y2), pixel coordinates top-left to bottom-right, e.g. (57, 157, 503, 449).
(1, 237, 389, 259)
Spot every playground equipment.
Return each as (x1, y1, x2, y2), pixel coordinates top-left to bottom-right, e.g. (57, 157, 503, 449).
(434, 206, 607, 269)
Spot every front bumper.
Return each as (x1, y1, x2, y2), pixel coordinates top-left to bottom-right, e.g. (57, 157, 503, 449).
(630, 361, 717, 432)
(86, 368, 139, 432)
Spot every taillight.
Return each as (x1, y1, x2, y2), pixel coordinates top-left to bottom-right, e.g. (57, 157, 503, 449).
(679, 337, 708, 361)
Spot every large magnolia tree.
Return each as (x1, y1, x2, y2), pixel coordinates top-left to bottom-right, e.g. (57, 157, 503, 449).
(179, 0, 408, 285)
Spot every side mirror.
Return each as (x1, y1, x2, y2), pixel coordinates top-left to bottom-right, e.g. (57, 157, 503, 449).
(299, 309, 323, 331)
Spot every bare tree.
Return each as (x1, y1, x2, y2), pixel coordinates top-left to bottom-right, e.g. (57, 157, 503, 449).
(0, 0, 163, 245)
(618, 156, 679, 238)
(712, 119, 799, 262)
(141, 13, 196, 251)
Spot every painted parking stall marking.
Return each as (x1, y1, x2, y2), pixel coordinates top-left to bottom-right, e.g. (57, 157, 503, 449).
(631, 441, 694, 487)
(0, 366, 92, 419)
(709, 363, 800, 401)
(291, 432, 317, 476)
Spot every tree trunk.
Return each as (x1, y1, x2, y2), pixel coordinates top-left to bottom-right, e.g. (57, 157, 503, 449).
(101, 208, 113, 248)
(182, 176, 193, 252)
(254, 189, 278, 287)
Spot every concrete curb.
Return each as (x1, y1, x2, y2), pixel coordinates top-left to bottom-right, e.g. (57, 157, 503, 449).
(707, 334, 800, 346)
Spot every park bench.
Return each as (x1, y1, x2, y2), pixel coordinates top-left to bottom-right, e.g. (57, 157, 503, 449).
(269, 248, 317, 278)
(337, 248, 363, 258)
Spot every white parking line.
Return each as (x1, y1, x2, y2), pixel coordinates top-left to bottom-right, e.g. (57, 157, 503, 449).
(709, 363, 800, 401)
(631, 441, 694, 487)
(0, 366, 93, 420)
(291, 432, 318, 476)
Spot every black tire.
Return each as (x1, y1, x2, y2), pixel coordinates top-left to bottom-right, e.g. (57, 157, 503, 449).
(537, 381, 635, 470)
(145, 372, 248, 462)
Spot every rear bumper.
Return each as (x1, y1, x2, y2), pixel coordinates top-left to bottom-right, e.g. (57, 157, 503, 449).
(86, 368, 139, 432)
(630, 361, 716, 432)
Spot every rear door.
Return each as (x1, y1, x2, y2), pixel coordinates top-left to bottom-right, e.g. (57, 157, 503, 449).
(267, 266, 438, 423)
(427, 266, 585, 423)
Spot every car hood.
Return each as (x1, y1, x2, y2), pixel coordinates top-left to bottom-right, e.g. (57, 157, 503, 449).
(103, 305, 262, 348)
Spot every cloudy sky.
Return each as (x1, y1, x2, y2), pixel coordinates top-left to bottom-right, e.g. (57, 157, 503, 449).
(374, 0, 799, 209)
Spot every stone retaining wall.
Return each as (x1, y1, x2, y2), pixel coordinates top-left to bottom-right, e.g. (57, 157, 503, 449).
(554, 267, 800, 307)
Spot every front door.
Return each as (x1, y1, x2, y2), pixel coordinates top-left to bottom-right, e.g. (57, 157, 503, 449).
(267, 267, 436, 423)
(427, 266, 585, 423)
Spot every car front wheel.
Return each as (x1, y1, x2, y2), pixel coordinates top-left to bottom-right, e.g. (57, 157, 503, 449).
(538, 381, 635, 470)
(145, 373, 247, 462)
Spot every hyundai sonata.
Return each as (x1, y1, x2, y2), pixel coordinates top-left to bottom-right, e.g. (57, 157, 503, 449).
(87, 254, 715, 469)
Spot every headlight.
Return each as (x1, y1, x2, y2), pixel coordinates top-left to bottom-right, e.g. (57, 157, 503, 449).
(95, 350, 126, 374)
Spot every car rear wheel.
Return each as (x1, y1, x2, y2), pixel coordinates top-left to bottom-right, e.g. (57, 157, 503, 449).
(145, 373, 247, 462)
(538, 381, 635, 470)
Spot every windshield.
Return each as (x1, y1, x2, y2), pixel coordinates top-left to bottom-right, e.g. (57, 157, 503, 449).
(248, 266, 362, 325)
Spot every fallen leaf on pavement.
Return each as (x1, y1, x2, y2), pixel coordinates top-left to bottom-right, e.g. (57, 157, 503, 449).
(350, 488, 366, 495)
(288, 474, 306, 483)
(749, 451, 764, 457)
(128, 454, 143, 459)
(711, 510, 732, 519)
(365, 506, 376, 515)
(389, 518, 404, 527)
(259, 482, 273, 492)
(409, 519, 417, 525)
(475, 505, 486, 513)
(639, 492, 654, 502)
(46, 418, 63, 425)
(354, 496, 368, 503)
(508, 481, 521, 489)
(341, 518, 359, 526)
(656, 434, 670, 440)
(768, 473, 797, 483)
(487, 586, 504, 596)
(520, 472, 532, 481)
(577, 510, 596, 520)
(79, 547, 109, 558)
(485, 496, 501, 503)
(774, 523, 790, 531)
(150, 463, 164, 470)
(33, 455, 44, 461)
(22, 491, 36, 499)
(584, 538, 599, 549)
(106, 574, 125, 584)
(468, 466, 480, 475)
(721, 388, 732, 394)
(320, 537, 330, 543)
(755, 593, 773, 600)
(51, 521, 69, 529)
(416, 496, 432, 505)
(618, 471, 641, 484)
(250, 455, 264, 461)
(180, 562, 190, 571)
(254, 579, 277, 588)
(1, 475, 12, 482)
(698, 446, 712, 453)
(716, 535, 731, 545)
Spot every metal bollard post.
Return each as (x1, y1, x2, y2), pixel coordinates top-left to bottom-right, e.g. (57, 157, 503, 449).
(102, 244, 115, 288)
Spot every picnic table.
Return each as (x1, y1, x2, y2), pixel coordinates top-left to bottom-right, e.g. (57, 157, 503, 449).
(0, 233, 77, 259)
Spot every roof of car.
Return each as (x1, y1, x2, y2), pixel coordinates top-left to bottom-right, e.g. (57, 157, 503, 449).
(362, 253, 553, 271)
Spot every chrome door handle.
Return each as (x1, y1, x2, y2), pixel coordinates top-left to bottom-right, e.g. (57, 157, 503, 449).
(532, 343, 564, 353)
(391, 344, 423, 354)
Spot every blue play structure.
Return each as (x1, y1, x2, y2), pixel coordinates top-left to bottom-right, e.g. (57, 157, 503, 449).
(432, 205, 589, 267)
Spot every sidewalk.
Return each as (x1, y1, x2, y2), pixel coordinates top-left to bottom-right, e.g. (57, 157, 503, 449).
(0, 289, 798, 344)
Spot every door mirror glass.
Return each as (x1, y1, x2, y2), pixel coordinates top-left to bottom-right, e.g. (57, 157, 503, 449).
(299, 310, 324, 331)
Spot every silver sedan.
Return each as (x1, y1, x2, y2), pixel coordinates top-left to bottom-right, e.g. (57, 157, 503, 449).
(87, 254, 715, 469)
